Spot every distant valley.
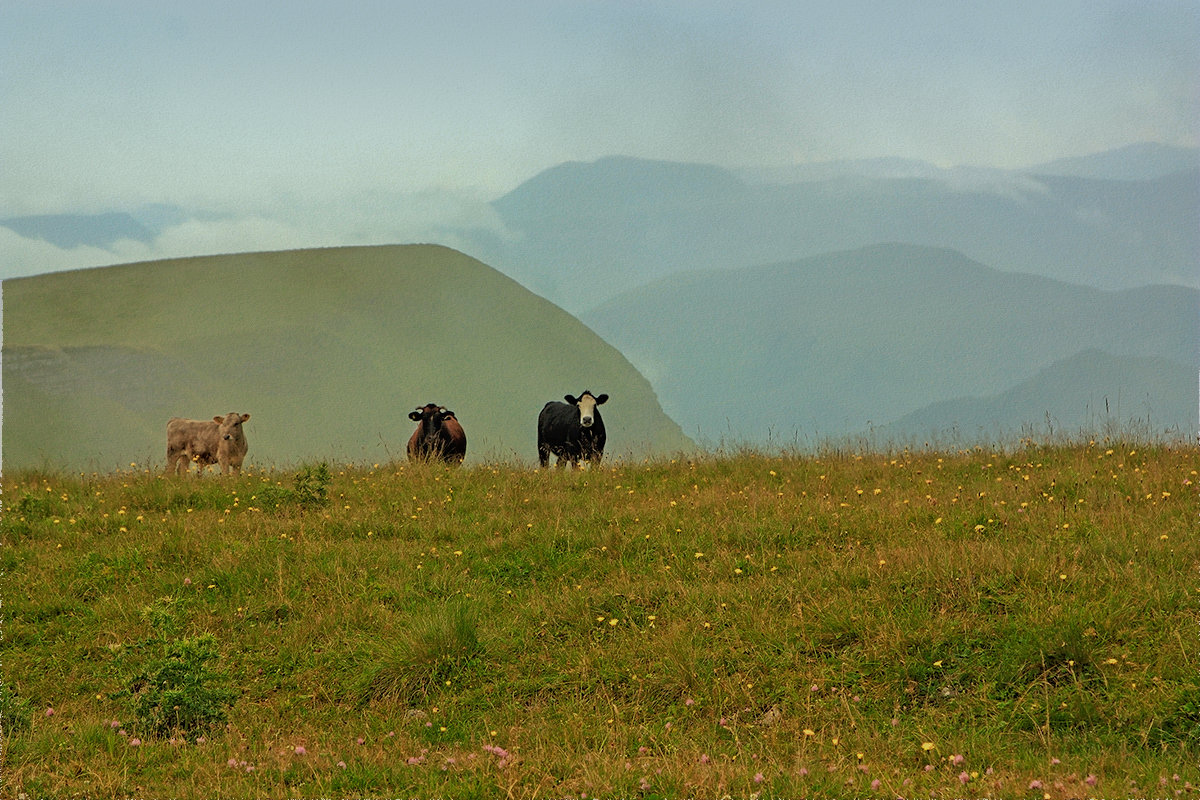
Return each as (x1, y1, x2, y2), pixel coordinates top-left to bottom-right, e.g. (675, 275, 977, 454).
(580, 244, 1197, 446)
(2, 143, 1197, 461)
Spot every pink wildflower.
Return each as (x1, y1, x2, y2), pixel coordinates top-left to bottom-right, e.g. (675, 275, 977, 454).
(1086, 775, 1098, 787)
(45, 707, 55, 717)
(959, 771, 970, 784)
(754, 772, 764, 784)
(294, 745, 307, 756)
(130, 738, 141, 746)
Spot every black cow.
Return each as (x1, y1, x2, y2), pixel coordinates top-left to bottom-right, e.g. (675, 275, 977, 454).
(407, 403, 467, 463)
(537, 391, 608, 468)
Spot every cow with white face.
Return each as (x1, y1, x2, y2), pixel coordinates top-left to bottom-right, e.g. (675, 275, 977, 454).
(537, 390, 608, 468)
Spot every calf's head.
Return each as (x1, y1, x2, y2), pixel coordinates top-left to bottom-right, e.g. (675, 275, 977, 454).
(565, 391, 608, 428)
(214, 412, 250, 443)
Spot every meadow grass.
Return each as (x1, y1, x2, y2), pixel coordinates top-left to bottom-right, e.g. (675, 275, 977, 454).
(2, 441, 1197, 799)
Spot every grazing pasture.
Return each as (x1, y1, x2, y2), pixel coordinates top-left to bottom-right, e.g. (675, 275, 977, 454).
(1, 441, 1196, 798)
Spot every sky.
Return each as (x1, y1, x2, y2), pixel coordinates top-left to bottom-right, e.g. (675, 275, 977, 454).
(1, 0, 1197, 277)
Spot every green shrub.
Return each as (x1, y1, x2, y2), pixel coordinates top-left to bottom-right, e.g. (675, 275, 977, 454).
(259, 462, 331, 509)
(123, 634, 236, 741)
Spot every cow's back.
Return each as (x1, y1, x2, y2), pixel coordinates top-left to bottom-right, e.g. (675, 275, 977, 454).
(167, 417, 219, 454)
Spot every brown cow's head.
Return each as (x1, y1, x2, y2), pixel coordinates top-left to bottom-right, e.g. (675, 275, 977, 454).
(409, 403, 446, 424)
(565, 391, 608, 428)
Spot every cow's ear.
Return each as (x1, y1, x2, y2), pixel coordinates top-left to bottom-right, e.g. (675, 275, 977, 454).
(213, 416, 224, 423)
(595, 394, 609, 405)
(240, 413, 251, 422)
(408, 411, 423, 421)
(564, 394, 578, 405)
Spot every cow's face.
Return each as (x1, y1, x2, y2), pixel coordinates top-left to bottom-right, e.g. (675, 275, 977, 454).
(214, 412, 250, 442)
(566, 391, 608, 428)
(409, 404, 450, 428)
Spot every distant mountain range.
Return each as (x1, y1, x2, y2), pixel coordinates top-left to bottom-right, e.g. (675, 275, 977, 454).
(2, 143, 1196, 456)
(580, 244, 1198, 446)
(1, 212, 157, 249)
(465, 147, 1198, 312)
(2, 246, 693, 471)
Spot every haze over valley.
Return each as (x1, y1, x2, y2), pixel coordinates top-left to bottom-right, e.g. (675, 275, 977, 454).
(4, 143, 1196, 468)
(2, 2, 1197, 467)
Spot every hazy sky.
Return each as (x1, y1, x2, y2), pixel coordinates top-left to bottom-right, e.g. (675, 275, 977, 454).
(1, 0, 1197, 274)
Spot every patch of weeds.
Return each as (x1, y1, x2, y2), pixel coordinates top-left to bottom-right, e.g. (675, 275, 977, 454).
(991, 622, 1099, 694)
(260, 463, 331, 510)
(362, 600, 484, 706)
(0, 682, 33, 734)
(115, 633, 237, 741)
(9, 492, 55, 517)
(140, 595, 188, 637)
(1149, 684, 1200, 748)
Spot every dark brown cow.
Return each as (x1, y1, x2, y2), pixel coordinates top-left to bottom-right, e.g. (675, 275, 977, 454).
(407, 403, 467, 464)
(166, 412, 250, 475)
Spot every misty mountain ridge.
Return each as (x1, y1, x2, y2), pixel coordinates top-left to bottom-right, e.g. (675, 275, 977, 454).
(1028, 142, 1200, 181)
(883, 349, 1196, 444)
(5, 141, 1195, 298)
(1, 212, 157, 249)
(580, 243, 1197, 447)
(468, 151, 1197, 311)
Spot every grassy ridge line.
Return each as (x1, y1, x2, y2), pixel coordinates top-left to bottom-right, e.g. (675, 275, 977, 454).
(2, 443, 1198, 798)
(2, 244, 694, 471)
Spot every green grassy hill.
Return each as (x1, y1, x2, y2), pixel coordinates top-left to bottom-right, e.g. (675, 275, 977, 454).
(2, 245, 693, 471)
